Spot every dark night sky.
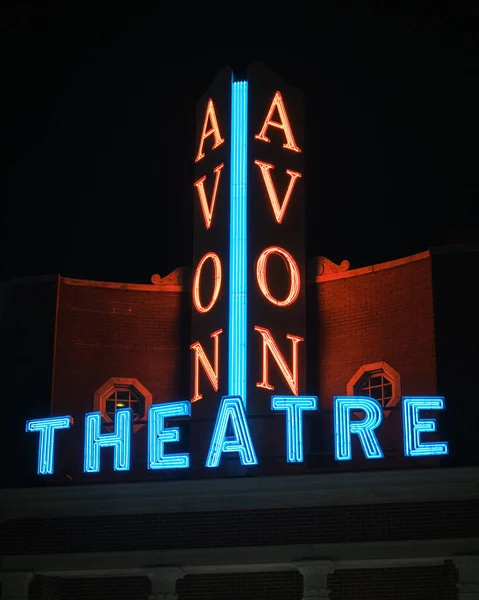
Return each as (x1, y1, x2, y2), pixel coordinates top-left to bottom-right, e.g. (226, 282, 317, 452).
(1, 4, 477, 284)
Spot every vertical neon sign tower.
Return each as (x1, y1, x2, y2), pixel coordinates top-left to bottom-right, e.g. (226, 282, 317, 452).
(191, 64, 306, 465)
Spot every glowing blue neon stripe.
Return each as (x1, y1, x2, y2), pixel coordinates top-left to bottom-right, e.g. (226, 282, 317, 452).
(229, 80, 248, 406)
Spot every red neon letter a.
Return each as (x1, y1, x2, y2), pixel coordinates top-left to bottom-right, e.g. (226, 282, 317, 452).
(194, 163, 224, 229)
(254, 326, 303, 395)
(254, 161, 302, 224)
(195, 99, 224, 163)
(190, 329, 222, 402)
(255, 91, 301, 153)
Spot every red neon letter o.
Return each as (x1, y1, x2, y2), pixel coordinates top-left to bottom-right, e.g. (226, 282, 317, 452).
(193, 252, 222, 313)
(256, 246, 300, 307)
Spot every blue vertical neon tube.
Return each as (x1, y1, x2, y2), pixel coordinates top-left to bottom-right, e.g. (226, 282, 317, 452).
(229, 80, 248, 406)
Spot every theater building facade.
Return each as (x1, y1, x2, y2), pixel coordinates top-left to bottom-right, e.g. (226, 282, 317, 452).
(1, 64, 479, 599)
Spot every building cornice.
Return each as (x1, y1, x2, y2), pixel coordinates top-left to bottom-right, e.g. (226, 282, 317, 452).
(315, 250, 431, 282)
(1, 466, 478, 521)
(61, 277, 184, 293)
(61, 266, 191, 293)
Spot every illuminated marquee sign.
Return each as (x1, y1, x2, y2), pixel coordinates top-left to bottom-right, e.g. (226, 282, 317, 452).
(26, 396, 448, 474)
(25, 64, 449, 476)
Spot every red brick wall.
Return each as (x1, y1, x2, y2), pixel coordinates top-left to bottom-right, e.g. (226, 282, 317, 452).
(50, 279, 189, 482)
(310, 255, 438, 469)
(317, 255, 436, 405)
(3, 499, 478, 555)
(53, 279, 188, 415)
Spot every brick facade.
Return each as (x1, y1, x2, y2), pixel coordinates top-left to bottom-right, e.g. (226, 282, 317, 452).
(2, 250, 479, 599)
(317, 255, 436, 403)
(53, 279, 189, 417)
(19, 252, 444, 484)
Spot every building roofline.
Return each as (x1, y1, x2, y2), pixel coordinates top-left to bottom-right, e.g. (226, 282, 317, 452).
(315, 250, 431, 283)
(1, 250, 443, 291)
(61, 277, 184, 293)
(61, 267, 190, 293)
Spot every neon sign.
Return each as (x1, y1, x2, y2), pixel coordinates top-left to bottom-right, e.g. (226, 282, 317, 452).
(26, 64, 449, 476)
(254, 161, 302, 225)
(194, 163, 224, 229)
(254, 90, 302, 153)
(256, 246, 300, 307)
(228, 80, 248, 405)
(27, 396, 448, 474)
(84, 408, 132, 473)
(190, 329, 222, 402)
(192, 252, 222, 313)
(254, 326, 303, 396)
(195, 98, 224, 162)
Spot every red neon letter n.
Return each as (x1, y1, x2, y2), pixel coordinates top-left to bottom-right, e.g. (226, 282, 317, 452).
(190, 329, 222, 402)
(254, 326, 303, 396)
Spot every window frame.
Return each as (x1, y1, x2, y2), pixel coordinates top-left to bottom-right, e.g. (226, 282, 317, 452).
(94, 377, 152, 432)
(347, 361, 401, 418)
